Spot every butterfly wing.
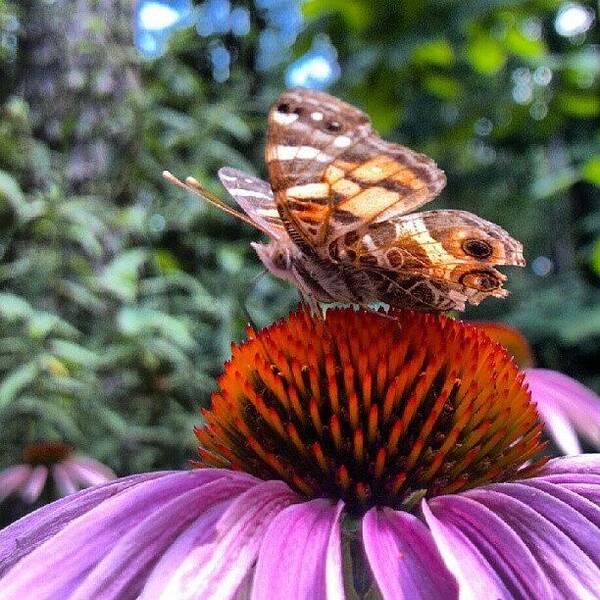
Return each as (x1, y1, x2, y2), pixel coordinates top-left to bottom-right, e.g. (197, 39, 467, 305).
(266, 88, 446, 251)
(218, 167, 286, 240)
(331, 210, 525, 311)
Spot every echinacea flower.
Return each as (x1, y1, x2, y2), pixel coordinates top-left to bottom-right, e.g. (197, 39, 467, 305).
(473, 321, 600, 454)
(0, 441, 115, 505)
(1, 308, 599, 599)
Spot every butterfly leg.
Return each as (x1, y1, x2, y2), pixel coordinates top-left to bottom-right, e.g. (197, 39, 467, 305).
(297, 289, 324, 318)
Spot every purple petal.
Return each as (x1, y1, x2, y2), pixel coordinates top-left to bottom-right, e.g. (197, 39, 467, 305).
(141, 480, 301, 600)
(0, 470, 258, 599)
(526, 368, 600, 451)
(528, 455, 600, 506)
(68, 475, 256, 599)
(423, 496, 553, 598)
(425, 457, 600, 600)
(52, 463, 78, 497)
(64, 456, 115, 486)
(535, 401, 582, 454)
(537, 454, 600, 476)
(363, 506, 457, 600)
(20, 465, 48, 504)
(464, 483, 600, 598)
(0, 472, 165, 576)
(251, 499, 344, 600)
(0, 465, 31, 502)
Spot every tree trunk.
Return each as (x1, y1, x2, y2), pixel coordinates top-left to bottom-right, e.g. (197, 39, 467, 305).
(18, 0, 139, 195)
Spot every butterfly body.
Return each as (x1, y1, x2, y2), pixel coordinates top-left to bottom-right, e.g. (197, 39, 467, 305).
(166, 88, 525, 311)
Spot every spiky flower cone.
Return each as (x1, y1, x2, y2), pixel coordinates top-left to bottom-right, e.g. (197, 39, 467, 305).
(196, 308, 546, 512)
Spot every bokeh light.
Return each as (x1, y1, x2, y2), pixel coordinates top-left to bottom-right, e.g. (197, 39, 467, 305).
(555, 3, 595, 37)
(135, 0, 193, 58)
(285, 36, 340, 90)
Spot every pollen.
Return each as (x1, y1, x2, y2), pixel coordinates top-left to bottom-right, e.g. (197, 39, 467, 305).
(195, 308, 546, 512)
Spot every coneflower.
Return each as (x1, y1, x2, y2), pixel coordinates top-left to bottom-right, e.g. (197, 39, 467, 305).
(0, 441, 115, 505)
(0, 309, 598, 599)
(473, 321, 600, 454)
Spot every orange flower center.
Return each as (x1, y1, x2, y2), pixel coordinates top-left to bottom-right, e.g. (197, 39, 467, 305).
(195, 308, 546, 512)
(22, 441, 73, 466)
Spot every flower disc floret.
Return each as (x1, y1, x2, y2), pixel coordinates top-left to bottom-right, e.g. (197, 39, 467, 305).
(196, 308, 546, 512)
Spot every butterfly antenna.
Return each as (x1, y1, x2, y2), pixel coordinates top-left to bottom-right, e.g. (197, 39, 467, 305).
(162, 171, 272, 236)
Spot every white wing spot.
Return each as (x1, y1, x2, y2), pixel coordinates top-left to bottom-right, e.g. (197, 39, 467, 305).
(311, 111, 324, 121)
(274, 145, 332, 162)
(334, 135, 352, 148)
(257, 208, 280, 218)
(273, 111, 299, 125)
(229, 188, 272, 200)
(362, 234, 376, 251)
(297, 146, 321, 159)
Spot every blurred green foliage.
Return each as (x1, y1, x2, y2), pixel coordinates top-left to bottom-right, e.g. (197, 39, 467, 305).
(0, 0, 599, 519)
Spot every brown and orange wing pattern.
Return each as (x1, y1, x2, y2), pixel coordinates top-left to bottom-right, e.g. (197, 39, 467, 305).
(330, 210, 525, 310)
(266, 88, 446, 252)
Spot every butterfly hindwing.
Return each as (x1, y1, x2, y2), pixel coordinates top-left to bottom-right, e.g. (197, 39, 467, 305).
(330, 209, 525, 310)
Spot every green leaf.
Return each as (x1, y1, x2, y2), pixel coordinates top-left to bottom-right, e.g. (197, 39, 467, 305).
(591, 238, 600, 275)
(99, 249, 147, 302)
(302, 0, 370, 30)
(50, 339, 101, 367)
(582, 157, 600, 186)
(0, 293, 32, 320)
(0, 362, 39, 409)
(412, 40, 454, 67)
(117, 307, 195, 349)
(558, 308, 600, 343)
(28, 311, 79, 339)
(422, 74, 461, 100)
(0, 169, 25, 211)
(466, 35, 506, 75)
(504, 28, 547, 60)
(558, 93, 600, 118)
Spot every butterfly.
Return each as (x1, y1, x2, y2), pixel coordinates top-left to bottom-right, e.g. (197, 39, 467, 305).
(164, 88, 525, 312)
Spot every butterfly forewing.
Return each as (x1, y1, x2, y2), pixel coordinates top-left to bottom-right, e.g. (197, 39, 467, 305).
(266, 88, 446, 248)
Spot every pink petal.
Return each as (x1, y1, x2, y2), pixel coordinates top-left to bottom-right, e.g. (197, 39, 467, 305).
(0, 465, 32, 502)
(251, 499, 344, 600)
(143, 480, 301, 600)
(423, 495, 552, 599)
(363, 506, 457, 600)
(64, 456, 115, 486)
(0, 472, 164, 576)
(52, 463, 78, 497)
(20, 465, 48, 504)
(536, 402, 582, 454)
(69, 476, 255, 599)
(537, 453, 600, 476)
(0, 470, 256, 599)
(425, 458, 600, 600)
(526, 368, 600, 451)
(465, 483, 600, 598)
(534, 455, 600, 503)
